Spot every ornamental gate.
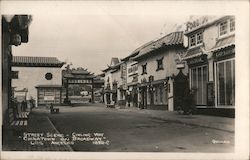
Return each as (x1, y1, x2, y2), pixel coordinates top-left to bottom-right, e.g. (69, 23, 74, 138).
(173, 70, 189, 111)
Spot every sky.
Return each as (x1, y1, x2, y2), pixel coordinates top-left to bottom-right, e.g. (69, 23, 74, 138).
(2, 1, 239, 75)
(12, 14, 188, 74)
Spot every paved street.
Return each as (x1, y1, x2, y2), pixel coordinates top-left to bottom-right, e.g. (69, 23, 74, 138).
(42, 104, 234, 152)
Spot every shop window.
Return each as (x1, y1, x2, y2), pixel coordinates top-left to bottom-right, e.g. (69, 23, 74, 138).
(45, 73, 53, 80)
(217, 59, 235, 106)
(156, 57, 164, 71)
(190, 65, 208, 105)
(159, 85, 163, 103)
(141, 63, 147, 75)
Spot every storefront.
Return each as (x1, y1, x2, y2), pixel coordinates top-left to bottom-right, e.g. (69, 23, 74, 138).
(213, 46, 235, 108)
(187, 54, 208, 106)
(138, 82, 148, 109)
(36, 85, 62, 105)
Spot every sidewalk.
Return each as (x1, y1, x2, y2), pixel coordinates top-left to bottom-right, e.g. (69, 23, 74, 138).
(2, 108, 73, 151)
(116, 106, 234, 133)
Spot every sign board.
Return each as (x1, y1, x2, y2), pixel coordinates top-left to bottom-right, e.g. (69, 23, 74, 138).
(44, 96, 55, 101)
(68, 79, 92, 84)
(215, 47, 235, 59)
(187, 55, 207, 66)
(207, 82, 215, 106)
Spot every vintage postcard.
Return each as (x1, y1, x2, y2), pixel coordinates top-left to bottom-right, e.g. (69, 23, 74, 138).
(1, 0, 249, 160)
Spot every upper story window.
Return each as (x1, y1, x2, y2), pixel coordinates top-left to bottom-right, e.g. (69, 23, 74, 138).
(11, 71, 19, 79)
(190, 34, 196, 47)
(189, 31, 203, 48)
(219, 18, 235, 37)
(45, 73, 53, 80)
(230, 19, 235, 32)
(128, 65, 138, 74)
(141, 63, 147, 75)
(197, 32, 203, 44)
(219, 21, 228, 36)
(156, 57, 164, 71)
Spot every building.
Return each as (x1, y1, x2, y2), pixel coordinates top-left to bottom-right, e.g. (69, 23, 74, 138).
(2, 15, 32, 125)
(133, 31, 187, 111)
(120, 49, 140, 107)
(102, 58, 126, 106)
(183, 16, 235, 117)
(12, 56, 65, 106)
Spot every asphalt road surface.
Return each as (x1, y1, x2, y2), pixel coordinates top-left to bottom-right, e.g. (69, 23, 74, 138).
(48, 104, 234, 152)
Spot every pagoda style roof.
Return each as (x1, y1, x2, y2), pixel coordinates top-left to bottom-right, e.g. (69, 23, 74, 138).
(63, 68, 96, 79)
(12, 56, 65, 67)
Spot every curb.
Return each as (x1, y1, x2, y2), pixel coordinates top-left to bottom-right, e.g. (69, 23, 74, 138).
(114, 107, 234, 133)
(150, 115, 234, 133)
(46, 116, 74, 151)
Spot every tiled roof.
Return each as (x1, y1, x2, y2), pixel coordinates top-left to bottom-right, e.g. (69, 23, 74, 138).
(71, 69, 90, 75)
(35, 85, 62, 88)
(121, 41, 154, 61)
(12, 56, 64, 67)
(210, 35, 235, 52)
(133, 32, 184, 60)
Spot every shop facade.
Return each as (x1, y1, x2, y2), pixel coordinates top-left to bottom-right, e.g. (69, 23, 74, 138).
(103, 58, 124, 105)
(12, 56, 65, 107)
(133, 31, 187, 111)
(2, 15, 32, 125)
(183, 16, 235, 117)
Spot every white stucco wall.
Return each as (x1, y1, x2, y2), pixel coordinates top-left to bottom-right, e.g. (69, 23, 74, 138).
(138, 49, 188, 82)
(12, 66, 62, 104)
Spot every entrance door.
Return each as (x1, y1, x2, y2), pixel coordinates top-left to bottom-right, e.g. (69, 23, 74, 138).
(142, 87, 147, 108)
(190, 65, 208, 105)
(173, 70, 189, 110)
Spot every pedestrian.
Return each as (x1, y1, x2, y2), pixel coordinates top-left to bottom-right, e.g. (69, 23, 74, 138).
(21, 100, 26, 111)
(26, 92, 31, 111)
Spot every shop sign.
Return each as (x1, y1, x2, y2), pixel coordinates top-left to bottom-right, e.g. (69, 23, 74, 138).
(44, 96, 55, 101)
(68, 79, 92, 84)
(185, 16, 209, 32)
(215, 48, 235, 59)
(14, 91, 26, 97)
(187, 55, 207, 65)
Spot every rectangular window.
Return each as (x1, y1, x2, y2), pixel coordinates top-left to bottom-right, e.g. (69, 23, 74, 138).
(141, 64, 147, 75)
(189, 32, 203, 47)
(190, 34, 196, 47)
(217, 59, 235, 106)
(190, 65, 208, 105)
(11, 71, 19, 79)
(156, 58, 164, 71)
(230, 19, 235, 32)
(219, 21, 228, 36)
(196, 32, 203, 44)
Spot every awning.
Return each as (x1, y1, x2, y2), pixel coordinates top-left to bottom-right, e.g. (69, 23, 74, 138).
(151, 79, 165, 85)
(137, 82, 149, 87)
(183, 47, 205, 60)
(210, 35, 235, 53)
(103, 89, 117, 93)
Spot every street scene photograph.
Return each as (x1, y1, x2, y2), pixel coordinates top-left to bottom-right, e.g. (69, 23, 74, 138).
(1, 1, 249, 160)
